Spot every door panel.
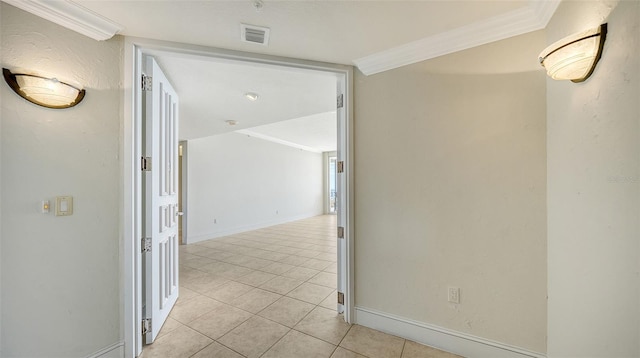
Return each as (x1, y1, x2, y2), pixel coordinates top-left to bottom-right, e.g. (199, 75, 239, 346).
(143, 56, 179, 343)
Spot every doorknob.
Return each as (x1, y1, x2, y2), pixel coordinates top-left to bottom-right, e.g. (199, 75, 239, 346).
(176, 212, 184, 216)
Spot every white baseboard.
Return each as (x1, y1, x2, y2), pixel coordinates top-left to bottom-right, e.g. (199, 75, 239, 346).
(186, 212, 323, 244)
(85, 341, 125, 358)
(355, 307, 545, 358)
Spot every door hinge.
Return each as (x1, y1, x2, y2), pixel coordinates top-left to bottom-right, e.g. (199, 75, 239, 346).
(337, 94, 344, 109)
(142, 237, 152, 253)
(337, 226, 344, 239)
(142, 318, 151, 335)
(337, 161, 344, 173)
(337, 291, 345, 305)
(141, 156, 152, 171)
(142, 75, 152, 91)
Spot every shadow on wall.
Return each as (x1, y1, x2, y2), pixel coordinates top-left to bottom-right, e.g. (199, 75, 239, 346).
(412, 30, 546, 75)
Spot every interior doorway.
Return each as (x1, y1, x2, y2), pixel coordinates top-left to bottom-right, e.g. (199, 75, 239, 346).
(123, 38, 354, 358)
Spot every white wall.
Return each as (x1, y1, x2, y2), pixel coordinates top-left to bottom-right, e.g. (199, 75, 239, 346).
(546, 1, 640, 356)
(353, 31, 548, 354)
(186, 132, 323, 242)
(1, 4, 123, 357)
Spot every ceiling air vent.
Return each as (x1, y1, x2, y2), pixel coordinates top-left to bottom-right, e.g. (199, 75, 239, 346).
(240, 24, 270, 46)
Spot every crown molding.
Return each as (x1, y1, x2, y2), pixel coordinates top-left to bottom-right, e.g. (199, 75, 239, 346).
(3, 0, 560, 70)
(529, 0, 562, 26)
(2, 0, 122, 41)
(354, 0, 561, 76)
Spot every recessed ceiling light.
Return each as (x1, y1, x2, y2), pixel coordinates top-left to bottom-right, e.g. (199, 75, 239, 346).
(244, 92, 259, 101)
(225, 120, 238, 126)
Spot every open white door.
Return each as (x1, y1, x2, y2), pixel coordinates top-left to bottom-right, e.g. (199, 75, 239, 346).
(142, 56, 180, 343)
(336, 88, 347, 315)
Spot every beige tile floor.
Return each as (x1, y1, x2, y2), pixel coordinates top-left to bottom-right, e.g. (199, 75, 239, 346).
(141, 215, 461, 358)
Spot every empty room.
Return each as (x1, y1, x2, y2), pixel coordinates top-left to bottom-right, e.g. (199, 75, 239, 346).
(1, 1, 638, 358)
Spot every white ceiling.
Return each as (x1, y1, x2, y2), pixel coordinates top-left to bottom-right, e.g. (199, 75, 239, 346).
(73, 0, 532, 66)
(3, 0, 560, 151)
(147, 52, 337, 143)
(237, 111, 337, 153)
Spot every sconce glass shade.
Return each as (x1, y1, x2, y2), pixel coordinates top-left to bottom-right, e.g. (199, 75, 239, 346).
(3, 68, 85, 109)
(244, 92, 259, 101)
(539, 24, 607, 83)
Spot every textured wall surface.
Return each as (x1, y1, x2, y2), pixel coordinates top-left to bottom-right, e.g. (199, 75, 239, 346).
(353, 33, 547, 352)
(546, 1, 640, 356)
(1, 4, 123, 356)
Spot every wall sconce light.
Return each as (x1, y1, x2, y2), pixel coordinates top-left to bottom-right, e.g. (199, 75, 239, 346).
(539, 23, 607, 83)
(3, 68, 85, 109)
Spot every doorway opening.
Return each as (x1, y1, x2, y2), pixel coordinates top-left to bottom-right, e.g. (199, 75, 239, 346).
(123, 38, 354, 358)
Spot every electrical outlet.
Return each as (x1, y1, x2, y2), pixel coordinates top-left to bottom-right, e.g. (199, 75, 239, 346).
(448, 287, 460, 304)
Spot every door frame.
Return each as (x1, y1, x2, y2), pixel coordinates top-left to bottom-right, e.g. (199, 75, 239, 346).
(122, 36, 355, 358)
(178, 140, 188, 244)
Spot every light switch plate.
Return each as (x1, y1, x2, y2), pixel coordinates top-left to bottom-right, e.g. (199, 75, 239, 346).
(55, 196, 73, 216)
(448, 286, 460, 304)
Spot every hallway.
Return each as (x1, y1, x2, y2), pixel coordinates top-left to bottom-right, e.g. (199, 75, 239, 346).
(142, 215, 460, 358)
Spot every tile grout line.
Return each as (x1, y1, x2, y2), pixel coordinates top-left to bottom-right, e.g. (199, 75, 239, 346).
(289, 306, 351, 348)
(400, 339, 407, 358)
(213, 338, 251, 358)
(187, 341, 215, 358)
(335, 325, 377, 358)
(182, 248, 335, 278)
(255, 327, 293, 358)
